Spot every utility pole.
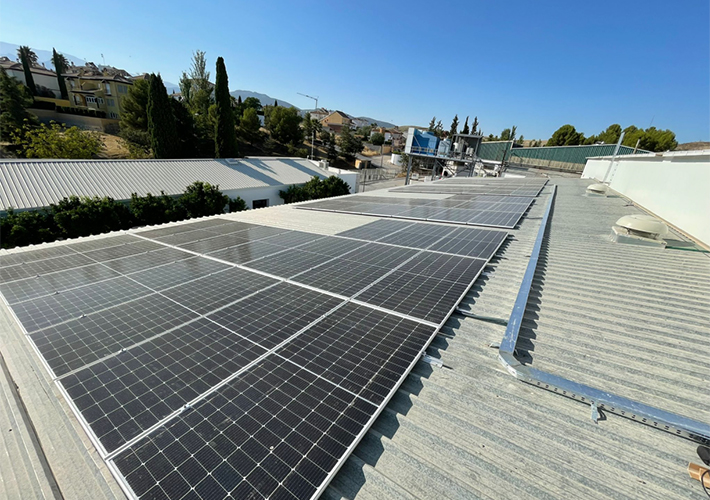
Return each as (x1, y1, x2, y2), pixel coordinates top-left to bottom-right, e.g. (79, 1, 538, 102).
(297, 92, 318, 160)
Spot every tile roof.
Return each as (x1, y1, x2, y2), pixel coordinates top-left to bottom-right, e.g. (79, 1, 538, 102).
(0, 158, 329, 211)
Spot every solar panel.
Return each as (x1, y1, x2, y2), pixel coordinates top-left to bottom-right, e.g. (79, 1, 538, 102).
(277, 303, 436, 405)
(128, 257, 230, 291)
(1, 215, 509, 500)
(0, 252, 95, 284)
(11, 277, 152, 333)
(60, 317, 268, 453)
(0, 244, 81, 268)
(0, 264, 121, 305)
(161, 267, 279, 315)
(206, 283, 344, 350)
(31, 294, 199, 377)
(112, 354, 378, 500)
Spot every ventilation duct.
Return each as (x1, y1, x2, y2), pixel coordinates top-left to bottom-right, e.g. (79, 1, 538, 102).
(611, 214, 668, 247)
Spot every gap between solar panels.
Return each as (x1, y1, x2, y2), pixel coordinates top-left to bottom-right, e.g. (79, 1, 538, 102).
(0, 215, 509, 500)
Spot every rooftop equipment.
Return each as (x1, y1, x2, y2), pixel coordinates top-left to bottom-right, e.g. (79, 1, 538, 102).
(611, 214, 669, 247)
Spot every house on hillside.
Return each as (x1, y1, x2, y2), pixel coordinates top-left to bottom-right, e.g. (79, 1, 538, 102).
(320, 110, 353, 134)
(0, 56, 61, 98)
(309, 107, 329, 121)
(64, 70, 133, 119)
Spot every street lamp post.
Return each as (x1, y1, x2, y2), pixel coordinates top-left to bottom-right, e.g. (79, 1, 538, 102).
(297, 92, 318, 160)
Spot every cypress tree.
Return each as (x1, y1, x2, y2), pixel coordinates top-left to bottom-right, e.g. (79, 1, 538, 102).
(147, 73, 179, 158)
(462, 116, 470, 135)
(214, 57, 239, 158)
(449, 114, 459, 138)
(274, 99, 278, 107)
(17, 46, 37, 96)
(51, 49, 68, 99)
(0, 68, 36, 141)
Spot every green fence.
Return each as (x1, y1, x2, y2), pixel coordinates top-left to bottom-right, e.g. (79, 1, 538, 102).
(477, 142, 650, 172)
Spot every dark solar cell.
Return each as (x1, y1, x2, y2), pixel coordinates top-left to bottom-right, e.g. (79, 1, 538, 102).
(153, 229, 221, 246)
(237, 225, 290, 242)
(0, 244, 79, 268)
(112, 355, 377, 500)
(31, 294, 198, 376)
(60, 318, 267, 452)
(261, 231, 324, 249)
(290, 258, 390, 297)
(428, 230, 507, 259)
(101, 248, 193, 274)
(11, 277, 152, 333)
(128, 257, 230, 291)
(161, 267, 279, 315)
(355, 270, 479, 324)
(0, 253, 95, 284)
(341, 243, 417, 268)
(336, 219, 414, 241)
(245, 249, 331, 278)
(206, 240, 286, 265)
(81, 240, 164, 262)
(296, 237, 368, 258)
(201, 220, 257, 236)
(177, 233, 249, 254)
(207, 283, 343, 349)
(398, 252, 486, 282)
(278, 303, 436, 405)
(0, 264, 120, 305)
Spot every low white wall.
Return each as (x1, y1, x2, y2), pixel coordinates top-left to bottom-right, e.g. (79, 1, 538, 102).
(582, 151, 710, 246)
(326, 167, 359, 194)
(223, 186, 287, 210)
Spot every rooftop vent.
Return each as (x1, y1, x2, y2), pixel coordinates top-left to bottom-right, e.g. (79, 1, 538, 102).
(586, 183, 608, 196)
(611, 214, 669, 247)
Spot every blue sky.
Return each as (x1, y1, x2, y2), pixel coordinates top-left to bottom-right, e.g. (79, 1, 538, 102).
(2, 1, 708, 142)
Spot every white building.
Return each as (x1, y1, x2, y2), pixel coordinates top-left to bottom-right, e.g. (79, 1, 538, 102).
(0, 56, 61, 98)
(0, 157, 359, 213)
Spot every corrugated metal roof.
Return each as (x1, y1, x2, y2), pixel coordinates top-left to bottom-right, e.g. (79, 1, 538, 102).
(0, 157, 328, 211)
(0, 176, 706, 499)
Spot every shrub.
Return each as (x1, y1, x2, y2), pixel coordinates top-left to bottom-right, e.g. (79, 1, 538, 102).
(279, 175, 350, 204)
(228, 197, 247, 212)
(178, 181, 229, 218)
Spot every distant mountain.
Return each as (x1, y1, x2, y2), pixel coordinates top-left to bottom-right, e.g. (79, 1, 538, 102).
(0, 41, 84, 69)
(355, 117, 397, 129)
(230, 90, 298, 109)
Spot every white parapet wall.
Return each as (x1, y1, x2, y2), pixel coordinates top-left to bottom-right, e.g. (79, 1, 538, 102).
(582, 150, 710, 246)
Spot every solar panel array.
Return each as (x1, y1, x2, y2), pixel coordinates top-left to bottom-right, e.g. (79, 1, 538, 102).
(297, 179, 546, 228)
(0, 214, 509, 500)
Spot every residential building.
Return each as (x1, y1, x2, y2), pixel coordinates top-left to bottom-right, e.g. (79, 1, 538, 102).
(320, 110, 353, 134)
(63, 63, 134, 119)
(309, 107, 330, 121)
(0, 56, 61, 98)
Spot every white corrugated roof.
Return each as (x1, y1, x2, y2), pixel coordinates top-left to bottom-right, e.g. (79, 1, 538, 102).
(0, 157, 328, 211)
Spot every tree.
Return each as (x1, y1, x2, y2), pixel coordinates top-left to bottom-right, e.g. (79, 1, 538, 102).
(500, 128, 512, 141)
(17, 46, 37, 96)
(51, 49, 68, 99)
(213, 57, 238, 158)
(228, 197, 247, 212)
(517, 135, 525, 146)
(240, 107, 261, 144)
(13, 122, 103, 158)
(449, 115, 459, 137)
(303, 112, 314, 140)
(428, 116, 436, 132)
(510, 125, 517, 142)
(597, 124, 622, 144)
(337, 126, 364, 161)
(0, 67, 35, 142)
(267, 106, 303, 145)
(273, 100, 278, 107)
(51, 196, 134, 239)
(370, 132, 385, 146)
(171, 99, 198, 157)
(461, 116, 470, 135)
(327, 133, 338, 163)
(471, 116, 479, 135)
(130, 191, 185, 226)
(242, 97, 262, 112)
(178, 72, 192, 105)
(183, 50, 213, 148)
(547, 124, 582, 146)
(147, 73, 179, 158)
(179, 181, 229, 217)
(434, 120, 444, 138)
(119, 78, 150, 147)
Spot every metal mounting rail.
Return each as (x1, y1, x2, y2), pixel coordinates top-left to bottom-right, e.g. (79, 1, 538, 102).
(497, 184, 710, 446)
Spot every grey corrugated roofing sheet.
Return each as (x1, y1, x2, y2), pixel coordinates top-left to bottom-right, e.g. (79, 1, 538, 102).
(0, 157, 328, 211)
(0, 176, 706, 499)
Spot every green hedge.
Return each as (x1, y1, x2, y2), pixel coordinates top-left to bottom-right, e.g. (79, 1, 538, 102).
(1, 181, 247, 249)
(279, 175, 350, 204)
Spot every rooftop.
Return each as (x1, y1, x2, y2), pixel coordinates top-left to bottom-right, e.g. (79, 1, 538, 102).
(0, 174, 707, 499)
(0, 157, 330, 211)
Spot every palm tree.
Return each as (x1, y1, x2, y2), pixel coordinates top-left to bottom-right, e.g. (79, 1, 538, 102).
(17, 46, 38, 96)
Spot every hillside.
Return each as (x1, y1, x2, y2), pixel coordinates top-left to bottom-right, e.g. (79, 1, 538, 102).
(230, 90, 298, 109)
(1, 41, 84, 68)
(675, 141, 710, 151)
